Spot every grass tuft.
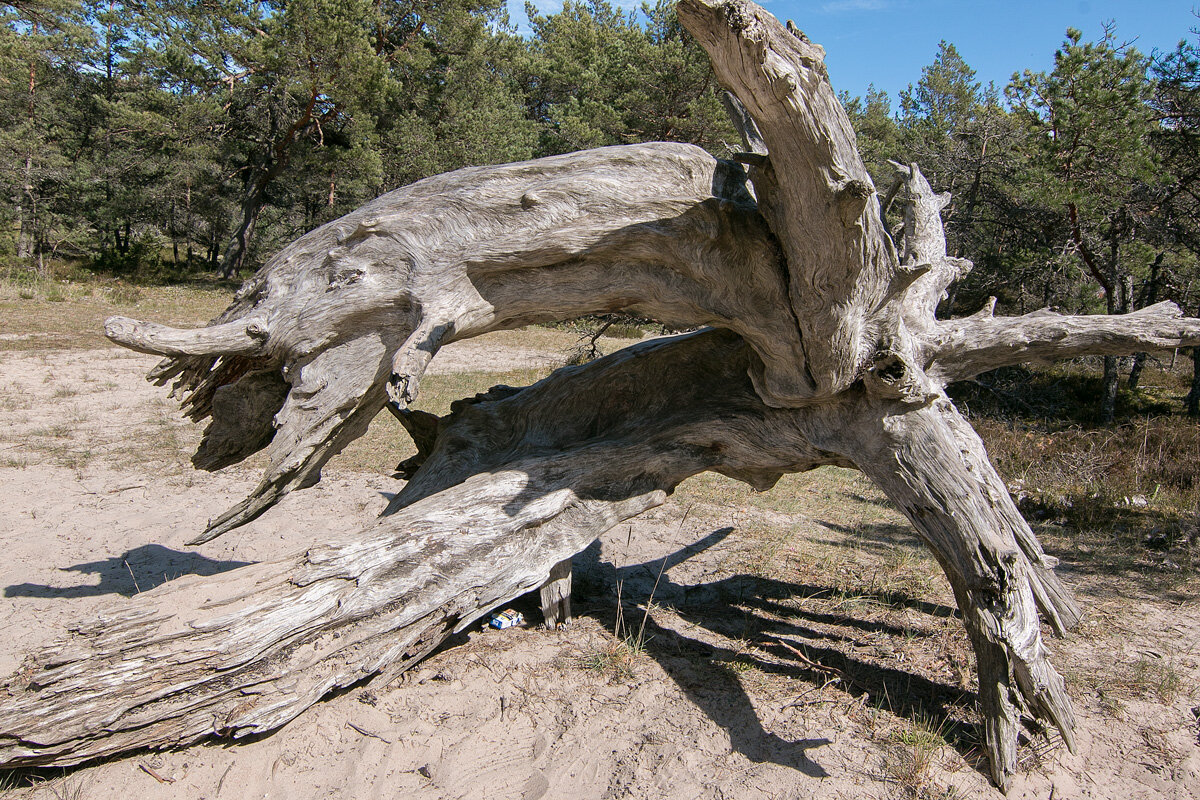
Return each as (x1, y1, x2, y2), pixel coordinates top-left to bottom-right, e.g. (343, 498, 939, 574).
(880, 711, 961, 800)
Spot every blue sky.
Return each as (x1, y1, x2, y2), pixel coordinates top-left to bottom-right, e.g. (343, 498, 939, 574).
(507, 1, 1198, 104)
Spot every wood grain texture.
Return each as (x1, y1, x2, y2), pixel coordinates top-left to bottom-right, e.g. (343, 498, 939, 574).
(106, 142, 812, 540)
(926, 300, 1200, 383)
(540, 558, 573, 630)
(10, 0, 1200, 787)
(677, 0, 900, 397)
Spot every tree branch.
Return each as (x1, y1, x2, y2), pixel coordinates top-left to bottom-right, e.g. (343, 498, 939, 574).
(923, 301, 1200, 383)
(678, 0, 900, 396)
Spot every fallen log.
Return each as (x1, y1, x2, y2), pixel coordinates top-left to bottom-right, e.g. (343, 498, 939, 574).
(5, 0, 1200, 790)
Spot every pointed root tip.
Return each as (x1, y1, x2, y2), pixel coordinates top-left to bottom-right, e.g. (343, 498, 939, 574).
(994, 770, 1012, 795)
(189, 485, 282, 545)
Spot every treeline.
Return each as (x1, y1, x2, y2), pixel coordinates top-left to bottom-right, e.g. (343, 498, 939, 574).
(2, 0, 735, 278)
(844, 30, 1199, 418)
(3, 4, 1199, 402)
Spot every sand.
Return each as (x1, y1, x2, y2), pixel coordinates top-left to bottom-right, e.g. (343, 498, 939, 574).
(0, 345, 1196, 799)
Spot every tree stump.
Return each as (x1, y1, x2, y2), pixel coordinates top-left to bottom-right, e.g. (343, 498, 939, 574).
(4, 0, 1200, 790)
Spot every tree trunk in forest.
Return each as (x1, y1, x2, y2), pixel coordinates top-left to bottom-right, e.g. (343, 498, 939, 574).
(220, 177, 269, 279)
(1099, 247, 1132, 423)
(1101, 356, 1119, 421)
(8, 0, 1200, 790)
(170, 199, 179, 264)
(1188, 344, 1200, 417)
(221, 89, 324, 278)
(15, 24, 38, 262)
(1128, 253, 1165, 390)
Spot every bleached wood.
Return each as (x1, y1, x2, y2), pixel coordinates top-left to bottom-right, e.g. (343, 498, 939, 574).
(677, 0, 902, 397)
(926, 300, 1200, 383)
(886, 160, 972, 333)
(10, 0, 1200, 788)
(540, 559, 573, 629)
(827, 397, 1077, 791)
(106, 143, 808, 541)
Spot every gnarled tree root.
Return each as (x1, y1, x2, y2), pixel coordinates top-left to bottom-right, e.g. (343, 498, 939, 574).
(0, 331, 1076, 788)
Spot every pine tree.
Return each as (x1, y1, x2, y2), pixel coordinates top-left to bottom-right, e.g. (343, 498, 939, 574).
(520, 0, 734, 157)
(1008, 27, 1159, 422)
(0, 0, 85, 271)
(372, 0, 538, 190)
(1151, 32, 1200, 412)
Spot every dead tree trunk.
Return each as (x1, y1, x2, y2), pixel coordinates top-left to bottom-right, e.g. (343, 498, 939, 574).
(6, 0, 1200, 789)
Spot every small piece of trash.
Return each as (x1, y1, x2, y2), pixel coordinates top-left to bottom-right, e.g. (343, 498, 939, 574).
(487, 609, 524, 629)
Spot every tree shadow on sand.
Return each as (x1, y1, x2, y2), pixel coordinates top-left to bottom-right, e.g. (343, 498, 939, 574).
(569, 528, 991, 779)
(4, 544, 251, 599)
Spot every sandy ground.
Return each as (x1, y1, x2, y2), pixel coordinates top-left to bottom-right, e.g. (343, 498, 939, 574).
(0, 345, 1197, 800)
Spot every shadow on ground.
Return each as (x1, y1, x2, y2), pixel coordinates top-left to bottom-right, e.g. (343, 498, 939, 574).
(568, 529, 987, 779)
(4, 544, 251, 599)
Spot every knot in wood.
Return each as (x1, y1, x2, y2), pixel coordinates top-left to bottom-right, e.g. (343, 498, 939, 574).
(871, 353, 907, 384)
(862, 343, 933, 405)
(836, 179, 873, 226)
(719, 1, 751, 32)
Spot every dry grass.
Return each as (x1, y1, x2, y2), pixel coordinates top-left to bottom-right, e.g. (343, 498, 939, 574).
(337, 366, 559, 473)
(0, 769, 91, 800)
(576, 637, 644, 681)
(1073, 652, 1185, 711)
(951, 361, 1200, 590)
(879, 711, 962, 800)
(0, 270, 233, 352)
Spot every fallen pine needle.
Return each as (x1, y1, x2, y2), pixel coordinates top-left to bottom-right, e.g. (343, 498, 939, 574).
(347, 720, 391, 743)
(139, 763, 174, 784)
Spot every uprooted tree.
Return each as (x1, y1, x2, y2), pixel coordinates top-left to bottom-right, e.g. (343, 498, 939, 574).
(3, 0, 1200, 789)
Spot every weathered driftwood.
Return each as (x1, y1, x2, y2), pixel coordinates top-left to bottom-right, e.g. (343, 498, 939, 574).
(540, 558, 573, 630)
(106, 142, 800, 542)
(6, 0, 1200, 790)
